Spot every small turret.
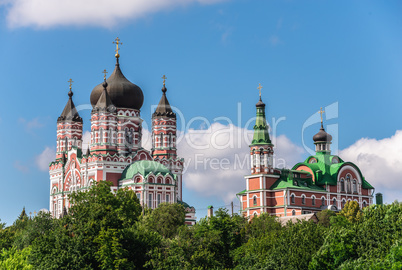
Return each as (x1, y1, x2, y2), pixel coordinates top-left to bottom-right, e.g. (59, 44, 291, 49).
(56, 79, 83, 159)
(313, 107, 332, 154)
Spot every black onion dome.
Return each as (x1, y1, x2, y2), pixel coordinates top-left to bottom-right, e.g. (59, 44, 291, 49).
(90, 61, 144, 110)
(313, 125, 333, 142)
(256, 97, 265, 107)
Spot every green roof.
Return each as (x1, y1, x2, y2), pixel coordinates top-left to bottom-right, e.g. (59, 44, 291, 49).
(178, 200, 193, 208)
(269, 169, 326, 191)
(250, 100, 272, 146)
(120, 160, 174, 180)
(292, 152, 373, 189)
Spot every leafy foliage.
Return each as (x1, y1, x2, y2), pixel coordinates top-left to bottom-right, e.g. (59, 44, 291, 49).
(1, 187, 401, 269)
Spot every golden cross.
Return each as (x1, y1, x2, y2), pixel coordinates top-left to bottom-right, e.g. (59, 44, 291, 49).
(257, 83, 263, 98)
(162, 75, 167, 86)
(113, 37, 123, 58)
(319, 107, 325, 123)
(102, 69, 108, 80)
(68, 78, 73, 90)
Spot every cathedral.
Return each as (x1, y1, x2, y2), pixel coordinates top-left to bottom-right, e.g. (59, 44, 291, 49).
(238, 89, 375, 218)
(49, 39, 196, 225)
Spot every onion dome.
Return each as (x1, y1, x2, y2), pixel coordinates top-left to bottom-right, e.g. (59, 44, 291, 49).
(313, 123, 333, 142)
(90, 59, 144, 110)
(58, 87, 82, 123)
(153, 82, 176, 118)
(256, 97, 265, 107)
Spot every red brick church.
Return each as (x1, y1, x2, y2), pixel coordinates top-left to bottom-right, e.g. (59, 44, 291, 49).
(49, 38, 196, 225)
(238, 88, 374, 217)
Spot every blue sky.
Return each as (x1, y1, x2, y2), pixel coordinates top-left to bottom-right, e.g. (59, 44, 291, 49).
(0, 0, 401, 225)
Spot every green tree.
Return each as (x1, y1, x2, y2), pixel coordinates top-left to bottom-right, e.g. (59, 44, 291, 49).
(235, 219, 326, 269)
(144, 203, 186, 238)
(310, 203, 402, 269)
(338, 201, 362, 223)
(94, 228, 132, 269)
(29, 181, 143, 269)
(0, 246, 33, 270)
(13, 212, 54, 250)
(316, 209, 336, 227)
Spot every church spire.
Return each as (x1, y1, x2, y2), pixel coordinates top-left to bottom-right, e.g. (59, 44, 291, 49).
(249, 83, 274, 175)
(92, 70, 116, 113)
(58, 79, 82, 122)
(251, 83, 271, 146)
(153, 75, 176, 118)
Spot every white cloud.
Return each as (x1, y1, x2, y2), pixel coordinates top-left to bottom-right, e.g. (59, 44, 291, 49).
(339, 130, 402, 202)
(82, 131, 91, 154)
(18, 117, 44, 133)
(14, 160, 29, 173)
(2, 0, 227, 28)
(141, 128, 152, 150)
(173, 123, 305, 202)
(36, 147, 56, 171)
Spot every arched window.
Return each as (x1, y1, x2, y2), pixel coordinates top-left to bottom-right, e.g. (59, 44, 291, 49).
(291, 194, 295, 204)
(253, 195, 257, 205)
(353, 180, 357, 193)
(363, 201, 367, 208)
(157, 194, 161, 207)
(260, 148, 264, 167)
(148, 193, 153, 208)
(292, 210, 296, 216)
(301, 195, 306, 205)
(346, 175, 351, 193)
(340, 178, 345, 192)
(312, 196, 316, 206)
(160, 133, 164, 148)
(253, 212, 258, 218)
(341, 199, 346, 208)
(333, 198, 337, 206)
(322, 197, 326, 206)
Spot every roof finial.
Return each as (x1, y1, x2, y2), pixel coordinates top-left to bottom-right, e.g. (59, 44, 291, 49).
(161, 75, 167, 93)
(319, 107, 325, 128)
(113, 37, 122, 59)
(102, 69, 108, 88)
(257, 83, 263, 100)
(68, 78, 74, 90)
(67, 78, 74, 98)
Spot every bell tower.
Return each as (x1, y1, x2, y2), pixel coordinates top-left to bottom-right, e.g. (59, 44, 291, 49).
(250, 84, 274, 175)
(56, 80, 83, 160)
(152, 76, 184, 200)
(90, 71, 118, 156)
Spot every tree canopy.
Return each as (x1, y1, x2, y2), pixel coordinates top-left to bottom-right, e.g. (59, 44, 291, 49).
(1, 186, 401, 269)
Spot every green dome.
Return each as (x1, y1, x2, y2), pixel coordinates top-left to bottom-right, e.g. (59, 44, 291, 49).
(120, 160, 174, 180)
